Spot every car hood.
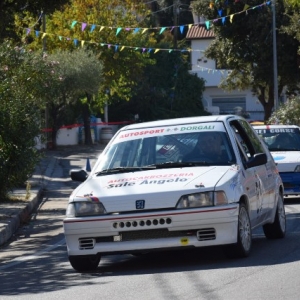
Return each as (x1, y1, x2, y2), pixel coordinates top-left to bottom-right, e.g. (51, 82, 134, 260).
(271, 151, 300, 172)
(70, 166, 235, 212)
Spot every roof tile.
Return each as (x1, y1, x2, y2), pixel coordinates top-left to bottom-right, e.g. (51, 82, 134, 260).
(186, 25, 215, 39)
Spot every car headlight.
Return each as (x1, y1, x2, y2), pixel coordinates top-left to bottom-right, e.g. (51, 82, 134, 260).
(176, 191, 228, 208)
(66, 201, 107, 217)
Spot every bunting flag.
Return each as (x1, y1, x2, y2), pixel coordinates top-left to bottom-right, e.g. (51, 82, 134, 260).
(90, 24, 96, 32)
(61, 0, 269, 35)
(22, 0, 270, 56)
(205, 21, 210, 30)
(116, 28, 122, 35)
(71, 21, 77, 28)
(24, 27, 202, 54)
(82, 23, 87, 31)
(159, 27, 166, 34)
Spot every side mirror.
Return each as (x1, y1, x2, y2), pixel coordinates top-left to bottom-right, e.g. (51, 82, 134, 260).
(246, 153, 267, 169)
(70, 169, 88, 182)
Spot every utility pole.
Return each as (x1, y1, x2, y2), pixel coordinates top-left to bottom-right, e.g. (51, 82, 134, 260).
(272, 0, 279, 111)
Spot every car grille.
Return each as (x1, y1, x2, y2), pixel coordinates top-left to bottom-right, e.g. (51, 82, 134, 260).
(78, 228, 216, 250)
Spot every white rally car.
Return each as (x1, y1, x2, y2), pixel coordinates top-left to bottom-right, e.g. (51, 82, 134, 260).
(253, 124, 300, 196)
(64, 115, 285, 272)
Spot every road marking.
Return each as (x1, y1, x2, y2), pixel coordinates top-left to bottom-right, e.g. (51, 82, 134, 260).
(0, 239, 65, 270)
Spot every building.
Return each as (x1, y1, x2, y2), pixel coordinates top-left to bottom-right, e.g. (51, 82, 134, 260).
(186, 21, 265, 121)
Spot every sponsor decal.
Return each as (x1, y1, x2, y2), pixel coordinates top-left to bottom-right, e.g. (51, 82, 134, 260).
(180, 125, 215, 131)
(107, 173, 194, 183)
(273, 156, 286, 161)
(107, 177, 188, 189)
(180, 237, 189, 246)
(255, 128, 298, 134)
(118, 128, 165, 139)
(116, 122, 225, 141)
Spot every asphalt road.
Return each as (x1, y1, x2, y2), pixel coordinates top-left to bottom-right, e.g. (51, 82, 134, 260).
(0, 148, 300, 300)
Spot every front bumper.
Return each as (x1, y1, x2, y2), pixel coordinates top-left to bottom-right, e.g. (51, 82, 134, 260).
(63, 204, 239, 256)
(280, 172, 300, 195)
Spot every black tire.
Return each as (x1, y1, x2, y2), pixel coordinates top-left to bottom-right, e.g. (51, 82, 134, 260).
(69, 254, 101, 272)
(263, 193, 286, 239)
(223, 203, 252, 258)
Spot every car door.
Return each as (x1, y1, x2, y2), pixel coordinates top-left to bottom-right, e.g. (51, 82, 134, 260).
(229, 120, 272, 227)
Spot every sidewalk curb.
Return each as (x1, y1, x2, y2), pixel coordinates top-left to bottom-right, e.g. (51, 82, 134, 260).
(0, 189, 42, 246)
(0, 155, 58, 246)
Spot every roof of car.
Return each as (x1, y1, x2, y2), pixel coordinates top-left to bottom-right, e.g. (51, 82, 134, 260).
(120, 115, 240, 131)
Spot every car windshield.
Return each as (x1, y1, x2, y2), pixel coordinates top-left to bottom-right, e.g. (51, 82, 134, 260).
(94, 122, 236, 174)
(256, 128, 300, 151)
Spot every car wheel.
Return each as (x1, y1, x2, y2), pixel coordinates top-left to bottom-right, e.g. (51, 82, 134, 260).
(263, 193, 286, 239)
(69, 254, 101, 272)
(223, 203, 252, 258)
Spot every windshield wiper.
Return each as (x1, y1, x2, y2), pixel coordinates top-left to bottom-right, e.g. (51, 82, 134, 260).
(147, 161, 212, 168)
(95, 166, 156, 176)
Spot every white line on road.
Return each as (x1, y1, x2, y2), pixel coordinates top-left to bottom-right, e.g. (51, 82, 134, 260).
(0, 238, 65, 270)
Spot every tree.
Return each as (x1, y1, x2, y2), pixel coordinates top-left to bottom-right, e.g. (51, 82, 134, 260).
(269, 95, 300, 125)
(42, 48, 103, 149)
(191, 0, 300, 121)
(18, 0, 155, 104)
(0, 42, 45, 199)
(16, 0, 157, 137)
(0, 0, 70, 42)
(108, 48, 207, 121)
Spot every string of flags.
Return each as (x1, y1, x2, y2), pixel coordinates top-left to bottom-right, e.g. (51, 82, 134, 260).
(24, 28, 206, 54)
(65, 1, 271, 33)
(23, 0, 270, 66)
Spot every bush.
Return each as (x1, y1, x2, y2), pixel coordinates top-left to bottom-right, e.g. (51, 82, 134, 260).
(0, 42, 43, 200)
(268, 95, 300, 125)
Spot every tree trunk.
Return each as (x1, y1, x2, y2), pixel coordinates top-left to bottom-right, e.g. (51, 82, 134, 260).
(257, 86, 275, 122)
(263, 88, 274, 121)
(82, 99, 92, 145)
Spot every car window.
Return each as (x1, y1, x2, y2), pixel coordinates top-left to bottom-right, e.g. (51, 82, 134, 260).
(255, 127, 300, 151)
(230, 119, 266, 163)
(96, 122, 237, 172)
